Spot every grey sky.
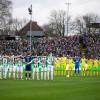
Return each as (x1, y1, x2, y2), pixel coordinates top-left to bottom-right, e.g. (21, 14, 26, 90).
(12, 0, 100, 25)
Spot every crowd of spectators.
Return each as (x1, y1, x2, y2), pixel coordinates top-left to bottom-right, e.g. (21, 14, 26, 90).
(0, 33, 99, 58)
(82, 33, 100, 58)
(33, 36, 80, 56)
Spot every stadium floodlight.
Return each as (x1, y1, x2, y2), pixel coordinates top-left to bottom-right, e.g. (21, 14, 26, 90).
(65, 0, 71, 36)
(28, 4, 32, 53)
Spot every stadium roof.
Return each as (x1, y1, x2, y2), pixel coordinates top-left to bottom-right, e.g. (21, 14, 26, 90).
(16, 21, 44, 36)
(86, 23, 100, 28)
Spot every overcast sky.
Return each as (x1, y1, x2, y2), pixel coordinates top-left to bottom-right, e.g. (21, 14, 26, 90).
(12, 0, 100, 25)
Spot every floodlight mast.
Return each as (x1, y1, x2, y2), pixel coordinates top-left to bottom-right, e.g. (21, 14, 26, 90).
(65, 0, 71, 36)
(28, 4, 32, 53)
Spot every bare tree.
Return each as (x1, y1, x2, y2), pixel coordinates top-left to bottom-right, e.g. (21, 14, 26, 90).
(74, 16, 84, 34)
(49, 10, 66, 36)
(83, 13, 100, 33)
(74, 13, 100, 34)
(43, 11, 100, 36)
(0, 0, 12, 35)
(11, 18, 28, 32)
(42, 23, 55, 36)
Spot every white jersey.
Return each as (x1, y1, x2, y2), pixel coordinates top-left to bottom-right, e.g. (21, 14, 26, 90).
(50, 65, 54, 71)
(2, 57, 8, 67)
(47, 56, 53, 65)
(41, 57, 47, 66)
(33, 57, 38, 65)
(17, 58, 23, 66)
(0, 55, 2, 71)
(10, 55, 15, 67)
(0, 55, 2, 66)
(8, 57, 12, 68)
(16, 58, 23, 72)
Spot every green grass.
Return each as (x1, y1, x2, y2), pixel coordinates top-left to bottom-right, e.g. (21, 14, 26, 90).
(0, 77, 100, 100)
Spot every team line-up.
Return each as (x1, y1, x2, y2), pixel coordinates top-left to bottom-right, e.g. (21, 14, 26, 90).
(0, 53, 100, 80)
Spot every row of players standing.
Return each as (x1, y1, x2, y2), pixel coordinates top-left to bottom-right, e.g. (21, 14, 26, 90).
(0, 52, 54, 80)
(54, 56, 100, 77)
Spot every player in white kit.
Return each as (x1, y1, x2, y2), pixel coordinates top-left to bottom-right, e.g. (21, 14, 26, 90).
(15, 55, 23, 80)
(41, 56, 47, 80)
(9, 54, 16, 79)
(8, 55, 12, 79)
(2, 54, 9, 79)
(32, 56, 39, 80)
(47, 54, 54, 80)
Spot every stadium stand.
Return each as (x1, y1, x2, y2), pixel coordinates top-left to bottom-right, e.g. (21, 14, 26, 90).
(0, 32, 99, 58)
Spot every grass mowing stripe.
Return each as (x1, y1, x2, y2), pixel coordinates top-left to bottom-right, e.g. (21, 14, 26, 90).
(0, 77, 100, 100)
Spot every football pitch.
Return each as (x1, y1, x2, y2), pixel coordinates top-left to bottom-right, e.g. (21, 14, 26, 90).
(0, 77, 100, 100)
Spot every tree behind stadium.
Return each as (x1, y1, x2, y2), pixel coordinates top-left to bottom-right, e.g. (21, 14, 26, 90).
(74, 13, 100, 34)
(0, 0, 12, 35)
(43, 10, 67, 37)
